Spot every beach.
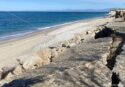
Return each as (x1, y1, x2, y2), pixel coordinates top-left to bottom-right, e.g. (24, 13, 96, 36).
(0, 0, 124, 86)
(0, 17, 112, 68)
(0, 16, 117, 87)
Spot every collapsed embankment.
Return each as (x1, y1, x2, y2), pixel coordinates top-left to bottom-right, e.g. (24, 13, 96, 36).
(0, 22, 114, 86)
(2, 22, 125, 87)
(95, 27, 125, 87)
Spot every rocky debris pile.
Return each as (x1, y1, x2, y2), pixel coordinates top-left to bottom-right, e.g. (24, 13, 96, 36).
(109, 10, 125, 22)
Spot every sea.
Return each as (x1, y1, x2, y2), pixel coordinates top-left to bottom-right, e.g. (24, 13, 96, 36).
(0, 12, 107, 40)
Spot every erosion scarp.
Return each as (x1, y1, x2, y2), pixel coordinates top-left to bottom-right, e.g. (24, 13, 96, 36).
(2, 22, 125, 87)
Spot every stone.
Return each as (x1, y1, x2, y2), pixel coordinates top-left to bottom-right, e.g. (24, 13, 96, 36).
(84, 62, 94, 69)
(48, 46, 56, 49)
(87, 30, 93, 34)
(109, 11, 116, 17)
(91, 33, 96, 38)
(0, 80, 8, 87)
(69, 43, 76, 47)
(13, 66, 24, 75)
(56, 47, 66, 53)
(94, 69, 102, 75)
(5, 72, 14, 81)
(100, 57, 107, 65)
(22, 54, 44, 70)
(72, 35, 81, 43)
(62, 41, 70, 47)
(51, 49, 58, 58)
(86, 31, 89, 35)
(1, 67, 15, 80)
(37, 48, 51, 59)
(115, 18, 124, 22)
(101, 53, 109, 65)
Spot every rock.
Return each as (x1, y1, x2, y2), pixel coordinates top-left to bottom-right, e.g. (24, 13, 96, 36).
(51, 49, 58, 58)
(69, 43, 76, 47)
(94, 30, 100, 34)
(5, 72, 14, 81)
(22, 54, 45, 70)
(72, 35, 81, 44)
(115, 18, 124, 22)
(86, 31, 89, 35)
(86, 31, 93, 35)
(13, 66, 24, 75)
(100, 57, 107, 65)
(48, 46, 56, 49)
(109, 11, 116, 17)
(37, 48, 51, 59)
(88, 30, 93, 34)
(56, 47, 66, 53)
(0, 80, 8, 87)
(84, 62, 94, 69)
(101, 53, 109, 65)
(91, 33, 96, 38)
(110, 10, 125, 21)
(94, 69, 102, 75)
(1, 67, 15, 79)
(62, 41, 70, 48)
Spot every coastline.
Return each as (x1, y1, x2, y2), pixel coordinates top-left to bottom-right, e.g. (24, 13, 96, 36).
(0, 17, 114, 86)
(0, 16, 107, 44)
(0, 17, 113, 68)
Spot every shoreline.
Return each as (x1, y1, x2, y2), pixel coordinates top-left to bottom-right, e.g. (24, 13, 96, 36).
(0, 16, 106, 44)
(0, 16, 114, 86)
(0, 16, 113, 75)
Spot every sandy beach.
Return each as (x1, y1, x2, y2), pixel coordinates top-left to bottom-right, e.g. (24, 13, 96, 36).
(0, 17, 113, 69)
(2, 11, 125, 86)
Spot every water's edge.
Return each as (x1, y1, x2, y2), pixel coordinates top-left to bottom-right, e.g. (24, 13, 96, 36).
(0, 16, 106, 44)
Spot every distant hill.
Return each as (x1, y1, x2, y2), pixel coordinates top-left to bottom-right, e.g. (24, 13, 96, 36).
(56, 9, 110, 12)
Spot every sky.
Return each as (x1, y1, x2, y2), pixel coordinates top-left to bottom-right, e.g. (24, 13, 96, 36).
(0, 0, 125, 11)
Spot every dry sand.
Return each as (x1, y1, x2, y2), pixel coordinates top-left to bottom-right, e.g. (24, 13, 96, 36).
(0, 17, 113, 68)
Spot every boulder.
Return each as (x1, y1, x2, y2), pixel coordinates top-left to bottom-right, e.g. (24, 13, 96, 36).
(91, 33, 96, 38)
(86, 31, 89, 35)
(109, 11, 116, 17)
(37, 48, 51, 59)
(1, 67, 15, 80)
(13, 66, 24, 75)
(62, 41, 70, 48)
(88, 30, 93, 34)
(101, 53, 109, 65)
(51, 49, 58, 58)
(72, 35, 81, 43)
(68, 43, 76, 47)
(22, 54, 45, 70)
(5, 72, 14, 81)
(84, 62, 94, 69)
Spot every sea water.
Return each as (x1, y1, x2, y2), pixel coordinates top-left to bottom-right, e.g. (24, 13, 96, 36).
(0, 12, 107, 40)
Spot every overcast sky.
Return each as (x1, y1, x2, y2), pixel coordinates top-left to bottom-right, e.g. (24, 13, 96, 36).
(0, 0, 125, 11)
